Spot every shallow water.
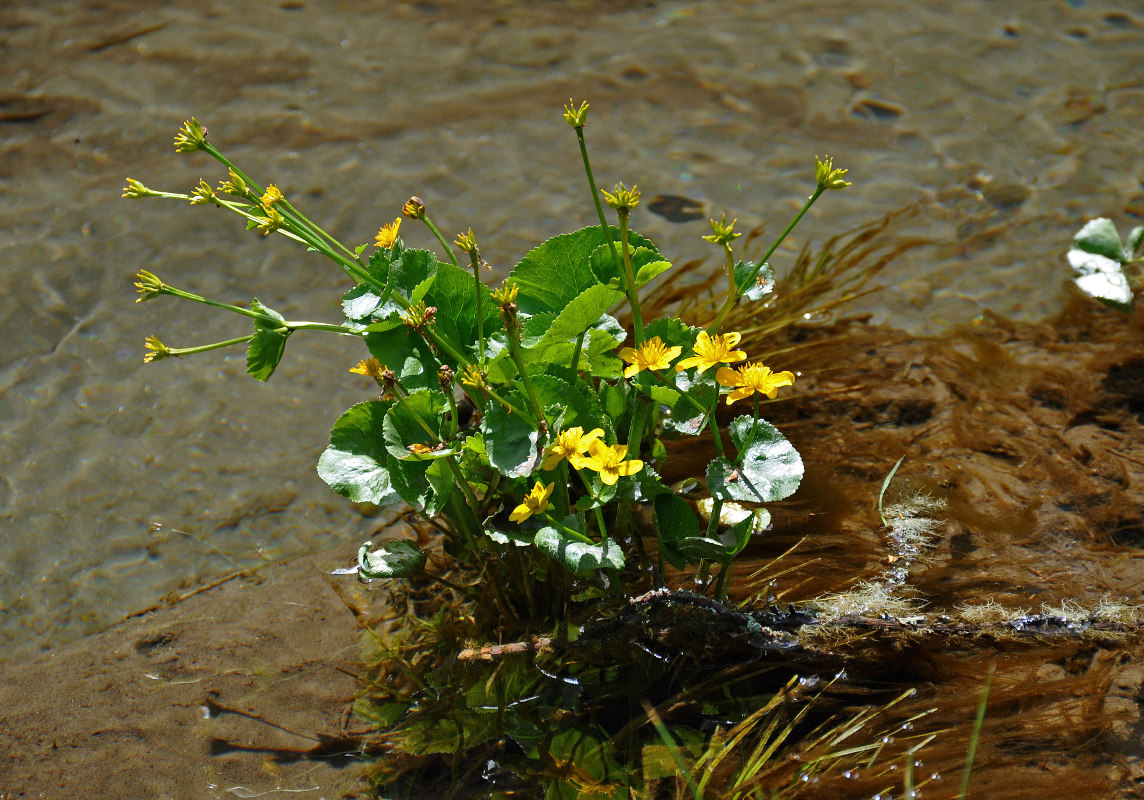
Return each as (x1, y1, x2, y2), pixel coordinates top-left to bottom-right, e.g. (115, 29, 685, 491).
(1, 0, 1142, 702)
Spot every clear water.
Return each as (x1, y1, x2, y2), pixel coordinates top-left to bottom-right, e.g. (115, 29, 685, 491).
(1, 0, 1142, 662)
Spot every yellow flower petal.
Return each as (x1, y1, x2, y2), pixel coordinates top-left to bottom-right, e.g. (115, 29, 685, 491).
(509, 481, 555, 523)
(619, 336, 683, 378)
(676, 331, 747, 373)
(716, 362, 795, 405)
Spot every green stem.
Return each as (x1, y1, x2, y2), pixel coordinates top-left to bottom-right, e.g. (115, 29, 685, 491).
(200, 141, 360, 264)
(466, 251, 487, 366)
(421, 215, 459, 267)
(506, 329, 546, 425)
(617, 212, 645, 345)
(706, 186, 826, 335)
(538, 512, 596, 545)
(569, 331, 587, 372)
(164, 335, 253, 357)
(553, 462, 572, 518)
(574, 126, 623, 286)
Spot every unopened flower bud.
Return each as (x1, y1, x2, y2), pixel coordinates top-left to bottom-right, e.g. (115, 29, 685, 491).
(563, 99, 589, 128)
(402, 196, 426, 220)
(815, 155, 851, 191)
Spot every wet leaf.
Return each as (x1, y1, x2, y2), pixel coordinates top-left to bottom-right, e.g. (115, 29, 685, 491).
(1073, 217, 1125, 261)
(736, 259, 775, 301)
(357, 539, 426, 579)
(1068, 248, 1133, 312)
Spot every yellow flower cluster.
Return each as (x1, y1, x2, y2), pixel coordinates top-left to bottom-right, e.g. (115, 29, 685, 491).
(621, 330, 795, 405)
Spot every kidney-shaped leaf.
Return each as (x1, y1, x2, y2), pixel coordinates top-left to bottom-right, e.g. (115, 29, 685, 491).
(708, 416, 803, 503)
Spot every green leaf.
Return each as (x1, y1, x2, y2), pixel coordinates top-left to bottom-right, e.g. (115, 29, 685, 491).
(584, 233, 663, 287)
(654, 494, 699, 569)
(736, 260, 775, 301)
(357, 539, 427, 579)
(1073, 218, 1125, 261)
(365, 326, 442, 391)
(245, 298, 291, 381)
(520, 312, 559, 348)
(632, 249, 673, 287)
(387, 453, 453, 516)
(708, 416, 803, 503)
(511, 226, 659, 314)
(1067, 247, 1133, 312)
(676, 515, 755, 562)
(528, 283, 625, 351)
(531, 366, 607, 433)
(1127, 226, 1144, 257)
(382, 388, 448, 460)
(246, 326, 290, 381)
(424, 260, 497, 361)
(535, 525, 625, 573)
(317, 400, 401, 505)
(482, 398, 542, 478)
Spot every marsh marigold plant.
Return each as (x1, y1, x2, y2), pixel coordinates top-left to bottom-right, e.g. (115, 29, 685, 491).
(126, 104, 844, 606)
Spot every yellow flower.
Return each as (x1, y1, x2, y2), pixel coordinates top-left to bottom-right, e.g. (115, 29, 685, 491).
(460, 365, 486, 389)
(350, 357, 386, 380)
(509, 481, 555, 523)
(542, 427, 604, 471)
(260, 185, 284, 207)
(173, 117, 206, 153)
(122, 178, 151, 199)
(715, 362, 795, 405)
(674, 331, 747, 374)
(582, 440, 643, 486)
(374, 217, 402, 249)
(618, 336, 683, 379)
(255, 205, 285, 235)
(218, 169, 248, 197)
(454, 228, 478, 254)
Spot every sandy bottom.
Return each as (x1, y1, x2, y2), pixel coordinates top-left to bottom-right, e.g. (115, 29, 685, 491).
(0, 550, 375, 798)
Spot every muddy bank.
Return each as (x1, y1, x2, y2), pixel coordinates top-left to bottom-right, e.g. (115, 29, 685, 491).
(4, 296, 1144, 797)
